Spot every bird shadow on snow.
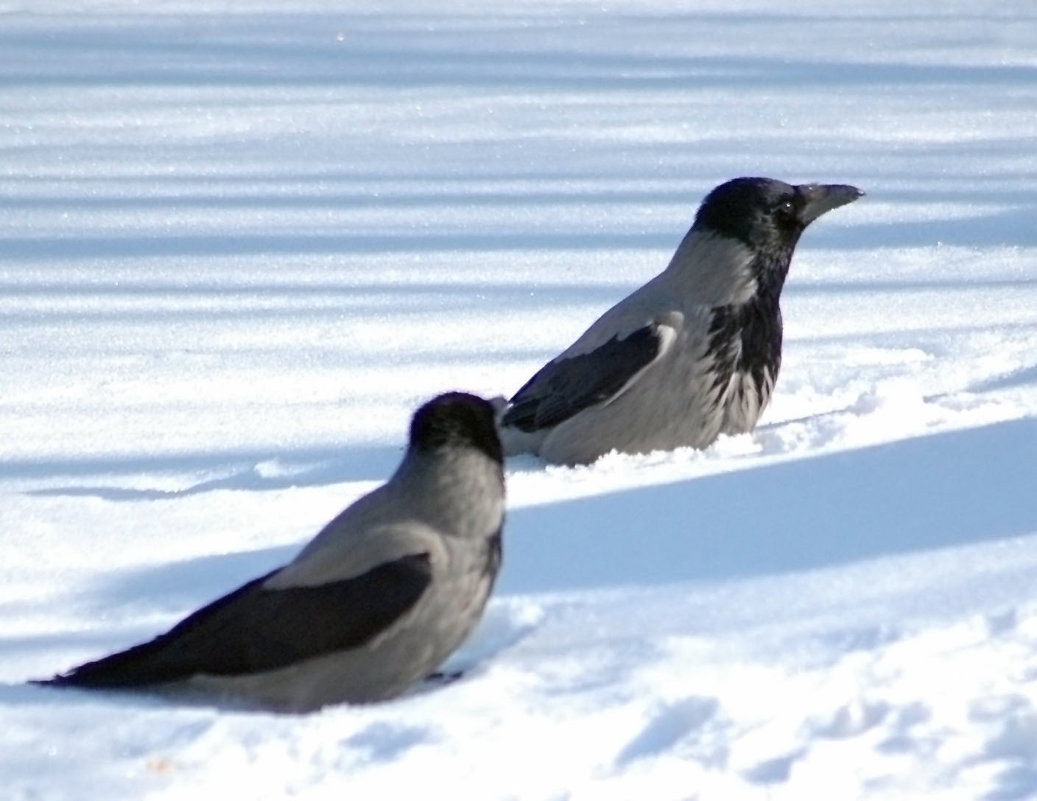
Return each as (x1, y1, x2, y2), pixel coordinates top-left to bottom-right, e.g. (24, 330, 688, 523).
(49, 417, 1037, 617)
(497, 416, 1037, 594)
(23, 443, 405, 501)
(12, 419, 1036, 727)
(65, 417, 1037, 635)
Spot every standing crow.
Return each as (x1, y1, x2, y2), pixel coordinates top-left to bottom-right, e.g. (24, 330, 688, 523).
(38, 392, 505, 712)
(499, 177, 863, 465)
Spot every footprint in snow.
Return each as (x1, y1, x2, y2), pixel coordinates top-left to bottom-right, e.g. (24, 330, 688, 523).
(740, 750, 806, 785)
(807, 698, 891, 739)
(342, 722, 431, 762)
(969, 694, 1037, 801)
(615, 696, 721, 767)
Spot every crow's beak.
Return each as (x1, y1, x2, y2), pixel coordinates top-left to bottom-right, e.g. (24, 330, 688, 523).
(797, 183, 864, 225)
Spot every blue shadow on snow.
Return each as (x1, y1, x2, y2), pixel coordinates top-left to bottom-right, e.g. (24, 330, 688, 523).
(497, 416, 1037, 594)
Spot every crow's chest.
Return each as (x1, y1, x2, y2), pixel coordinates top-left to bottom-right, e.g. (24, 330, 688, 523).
(706, 299, 783, 429)
(708, 297, 782, 374)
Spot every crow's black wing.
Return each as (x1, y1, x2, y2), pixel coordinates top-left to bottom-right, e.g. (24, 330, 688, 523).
(502, 325, 663, 433)
(42, 553, 432, 688)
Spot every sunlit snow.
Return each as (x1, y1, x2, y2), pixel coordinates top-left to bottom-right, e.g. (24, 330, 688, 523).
(2, 2, 1036, 799)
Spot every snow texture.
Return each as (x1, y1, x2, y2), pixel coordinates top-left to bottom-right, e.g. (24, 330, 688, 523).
(2, 1, 1036, 798)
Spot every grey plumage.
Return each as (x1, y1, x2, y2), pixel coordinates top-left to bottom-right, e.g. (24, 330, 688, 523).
(38, 392, 505, 712)
(499, 177, 863, 465)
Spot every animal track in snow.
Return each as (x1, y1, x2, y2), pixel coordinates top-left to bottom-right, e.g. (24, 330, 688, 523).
(615, 696, 721, 767)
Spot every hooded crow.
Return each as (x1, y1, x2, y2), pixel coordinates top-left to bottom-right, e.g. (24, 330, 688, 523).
(38, 392, 505, 712)
(498, 177, 863, 465)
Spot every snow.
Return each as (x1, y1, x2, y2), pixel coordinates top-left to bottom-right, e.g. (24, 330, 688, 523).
(2, 0, 1036, 798)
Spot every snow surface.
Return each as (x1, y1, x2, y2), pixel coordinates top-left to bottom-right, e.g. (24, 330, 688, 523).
(2, 1, 1037, 798)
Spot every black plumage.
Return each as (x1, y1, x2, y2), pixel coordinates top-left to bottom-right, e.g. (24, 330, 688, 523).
(504, 326, 661, 433)
(43, 555, 432, 688)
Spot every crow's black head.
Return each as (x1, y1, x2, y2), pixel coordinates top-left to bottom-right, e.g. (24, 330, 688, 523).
(410, 392, 503, 464)
(689, 178, 862, 411)
(694, 177, 862, 262)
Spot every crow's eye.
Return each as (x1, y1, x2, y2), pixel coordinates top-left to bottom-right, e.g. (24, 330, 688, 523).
(777, 199, 795, 216)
